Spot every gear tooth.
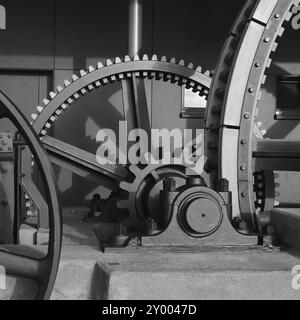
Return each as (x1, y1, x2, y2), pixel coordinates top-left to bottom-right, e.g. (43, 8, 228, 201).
(43, 99, 50, 106)
(161, 56, 167, 62)
(266, 58, 272, 69)
(187, 62, 194, 69)
(204, 70, 210, 76)
(151, 54, 158, 61)
(256, 121, 262, 128)
(31, 113, 38, 120)
(133, 55, 140, 61)
(170, 57, 176, 64)
(129, 165, 142, 175)
(73, 92, 80, 100)
(106, 59, 113, 66)
(196, 66, 202, 73)
(37, 106, 43, 113)
(45, 122, 51, 129)
(67, 97, 73, 104)
(272, 42, 278, 52)
(88, 66, 95, 73)
(64, 80, 71, 87)
(80, 70, 87, 76)
(278, 27, 285, 38)
(116, 200, 129, 209)
(49, 91, 56, 99)
(142, 54, 149, 61)
(97, 62, 104, 69)
(57, 85, 64, 92)
(61, 103, 68, 110)
(72, 74, 79, 81)
(119, 181, 134, 192)
(261, 130, 267, 136)
(178, 59, 185, 66)
(124, 55, 131, 62)
(40, 130, 47, 136)
(115, 57, 122, 64)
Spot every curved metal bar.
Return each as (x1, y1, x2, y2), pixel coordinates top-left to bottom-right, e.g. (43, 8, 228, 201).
(0, 91, 62, 300)
(206, 0, 299, 234)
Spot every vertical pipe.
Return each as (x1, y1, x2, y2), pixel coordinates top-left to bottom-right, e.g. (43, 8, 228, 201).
(128, 0, 143, 56)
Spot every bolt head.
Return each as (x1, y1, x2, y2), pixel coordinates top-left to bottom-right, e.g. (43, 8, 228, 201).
(244, 112, 251, 119)
(241, 139, 247, 145)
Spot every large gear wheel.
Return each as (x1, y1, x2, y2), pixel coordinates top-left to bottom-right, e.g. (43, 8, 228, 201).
(28, 55, 212, 234)
(205, 0, 300, 235)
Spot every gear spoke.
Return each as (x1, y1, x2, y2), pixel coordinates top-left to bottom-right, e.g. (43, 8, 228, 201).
(0, 246, 43, 280)
(42, 135, 127, 188)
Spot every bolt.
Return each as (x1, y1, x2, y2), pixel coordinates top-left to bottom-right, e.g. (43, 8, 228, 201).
(264, 37, 270, 43)
(274, 13, 280, 19)
(240, 164, 247, 171)
(241, 139, 247, 145)
(243, 112, 251, 119)
(248, 87, 255, 93)
(241, 191, 247, 197)
(255, 62, 261, 68)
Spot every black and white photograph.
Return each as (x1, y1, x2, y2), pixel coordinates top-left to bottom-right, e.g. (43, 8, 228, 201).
(0, 0, 300, 310)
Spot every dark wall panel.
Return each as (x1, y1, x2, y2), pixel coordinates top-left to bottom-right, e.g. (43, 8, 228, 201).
(55, 0, 129, 70)
(153, 0, 245, 70)
(0, 0, 54, 69)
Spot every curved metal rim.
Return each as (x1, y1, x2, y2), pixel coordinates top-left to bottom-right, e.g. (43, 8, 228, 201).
(32, 56, 211, 136)
(0, 91, 62, 300)
(205, 0, 299, 234)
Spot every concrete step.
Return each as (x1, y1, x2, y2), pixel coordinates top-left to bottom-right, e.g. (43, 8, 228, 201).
(51, 245, 300, 300)
(1, 245, 300, 300)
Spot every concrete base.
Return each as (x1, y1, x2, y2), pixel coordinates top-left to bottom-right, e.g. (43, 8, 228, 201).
(1, 245, 300, 300)
(51, 245, 300, 300)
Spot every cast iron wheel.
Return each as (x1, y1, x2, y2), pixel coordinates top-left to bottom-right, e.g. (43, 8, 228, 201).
(0, 91, 62, 300)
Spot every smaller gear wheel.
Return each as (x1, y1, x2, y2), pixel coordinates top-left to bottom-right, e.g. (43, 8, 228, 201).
(116, 163, 195, 234)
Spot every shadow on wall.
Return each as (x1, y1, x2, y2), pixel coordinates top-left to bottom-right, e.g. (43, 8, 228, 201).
(54, 82, 124, 207)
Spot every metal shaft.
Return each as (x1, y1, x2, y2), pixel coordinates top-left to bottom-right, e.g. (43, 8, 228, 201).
(128, 0, 143, 56)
